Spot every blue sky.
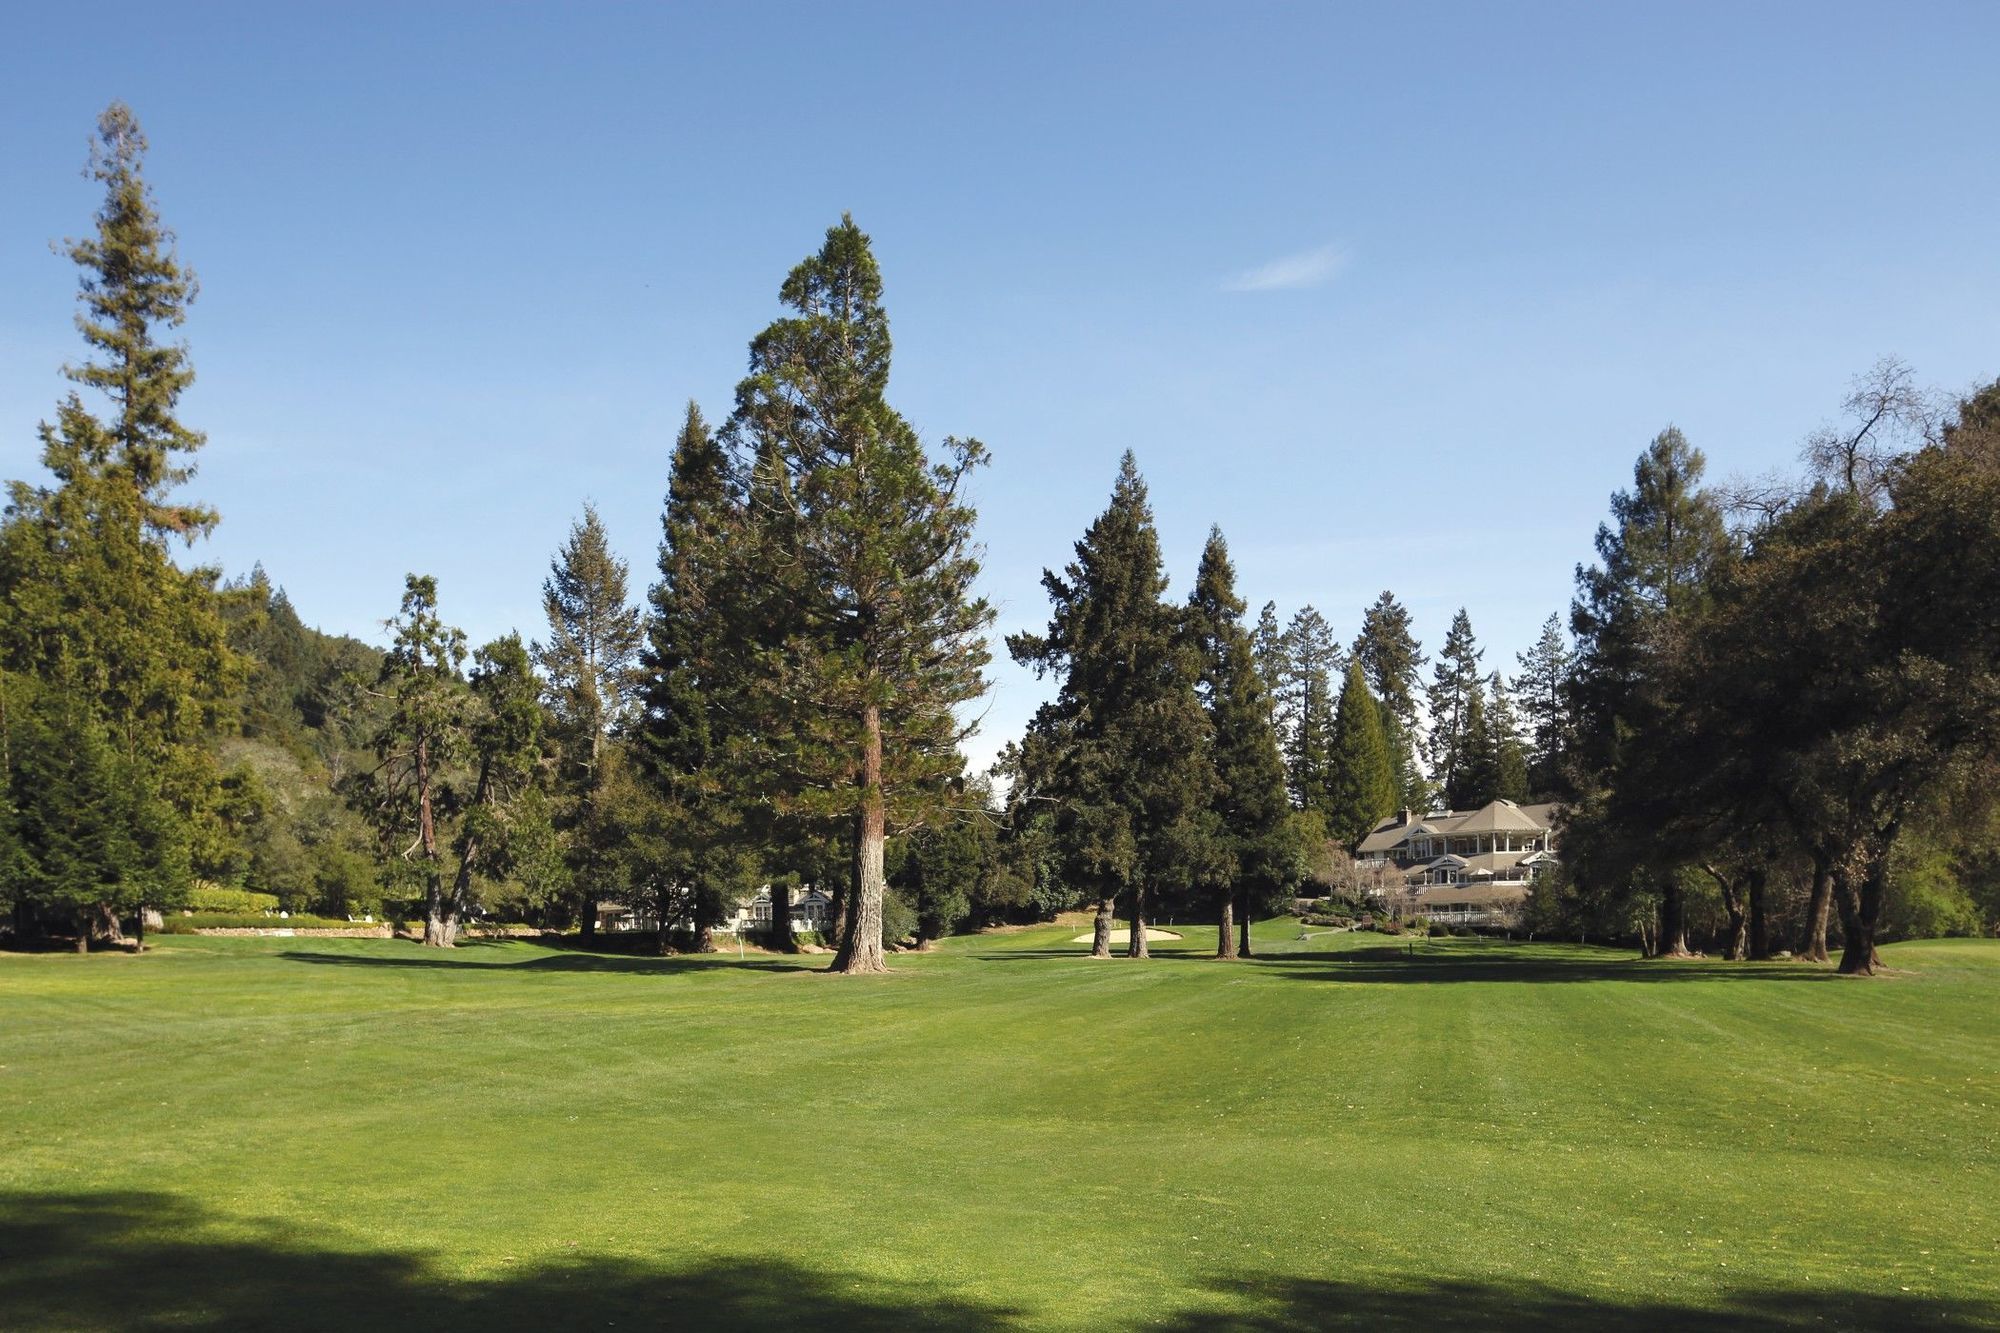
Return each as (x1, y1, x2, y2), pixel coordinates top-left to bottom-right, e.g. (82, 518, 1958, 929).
(4, 2, 1997, 770)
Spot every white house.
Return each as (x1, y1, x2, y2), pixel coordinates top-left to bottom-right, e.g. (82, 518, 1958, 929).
(1355, 799, 1560, 924)
(721, 888, 833, 935)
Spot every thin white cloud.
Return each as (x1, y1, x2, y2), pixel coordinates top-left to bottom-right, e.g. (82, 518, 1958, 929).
(1222, 243, 1347, 293)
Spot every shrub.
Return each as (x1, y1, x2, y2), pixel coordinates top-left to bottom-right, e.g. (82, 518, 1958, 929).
(881, 888, 918, 947)
(158, 912, 360, 932)
(186, 884, 280, 915)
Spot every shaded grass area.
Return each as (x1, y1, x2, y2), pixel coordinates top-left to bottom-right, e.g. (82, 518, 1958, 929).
(2, 926, 1997, 1330)
(0, 1189, 1989, 1331)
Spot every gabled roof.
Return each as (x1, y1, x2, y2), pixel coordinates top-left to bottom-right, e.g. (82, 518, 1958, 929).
(1449, 800, 1547, 835)
(1357, 822, 1414, 854)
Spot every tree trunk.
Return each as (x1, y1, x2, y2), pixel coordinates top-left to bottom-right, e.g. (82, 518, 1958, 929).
(693, 922, 715, 954)
(826, 873, 850, 957)
(444, 853, 476, 947)
(132, 904, 145, 953)
(1091, 897, 1114, 958)
(832, 704, 889, 974)
(443, 755, 494, 951)
(1747, 866, 1770, 961)
(416, 735, 452, 948)
(1703, 865, 1747, 961)
(1801, 850, 1833, 962)
(1127, 885, 1149, 959)
(1216, 888, 1237, 959)
(1238, 885, 1253, 958)
(770, 880, 796, 952)
(1836, 832, 1894, 976)
(1833, 864, 1871, 975)
(578, 892, 598, 941)
(1656, 878, 1691, 958)
(92, 901, 125, 947)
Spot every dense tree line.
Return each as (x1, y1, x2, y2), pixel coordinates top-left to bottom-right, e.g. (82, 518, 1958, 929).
(1548, 370, 2000, 966)
(5, 107, 1995, 967)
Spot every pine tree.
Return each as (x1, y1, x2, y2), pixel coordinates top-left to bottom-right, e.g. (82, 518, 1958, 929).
(1353, 591, 1428, 809)
(728, 217, 993, 974)
(1276, 606, 1341, 813)
(447, 634, 550, 945)
(1512, 613, 1573, 797)
(2, 681, 188, 949)
(1568, 426, 1732, 956)
(1425, 609, 1484, 806)
(60, 102, 215, 540)
(1455, 682, 1500, 809)
(1187, 529, 1295, 957)
(1488, 672, 1531, 803)
(349, 576, 470, 948)
(1325, 661, 1398, 847)
(1010, 454, 1211, 960)
(0, 103, 236, 942)
(537, 504, 642, 938)
(634, 403, 760, 953)
(1251, 601, 1288, 731)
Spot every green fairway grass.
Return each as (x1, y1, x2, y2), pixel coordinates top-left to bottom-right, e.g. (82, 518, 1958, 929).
(2, 924, 1997, 1330)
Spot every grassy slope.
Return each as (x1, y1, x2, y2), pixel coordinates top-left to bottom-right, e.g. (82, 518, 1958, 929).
(1, 924, 1996, 1330)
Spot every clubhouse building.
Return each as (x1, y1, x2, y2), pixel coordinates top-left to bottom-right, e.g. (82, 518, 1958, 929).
(1355, 799, 1560, 924)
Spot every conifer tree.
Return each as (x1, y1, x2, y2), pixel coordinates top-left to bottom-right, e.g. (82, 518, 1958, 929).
(61, 102, 215, 541)
(634, 403, 759, 952)
(538, 504, 642, 938)
(1186, 529, 1294, 957)
(1010, 454, 1211, 959)
(1352, 591, 1427, 808)
(0, 103, 235, 942)
(1455, 682, 1501, 808)
(728, 217, 993, 974)
(1251, 601, 1288, 730)
(1567, 426, 1732, 956)
(1325, 661, 1398, 847)
(351, 576, 469, 947)
(1276, 607, 1341, 812)
(446, 634, 549, 946)
(1512, 614, 1574, 797)
(2, 681, 188, 948)
(1488, 672, 1531, 802)
(1425, 609, 1484, 805)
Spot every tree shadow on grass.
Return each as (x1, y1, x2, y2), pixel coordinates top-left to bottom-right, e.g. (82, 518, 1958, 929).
(1265, 953, 1841, 985)
(0, 1189, 1017, 1332)
(0, 1191, 1986, 1332)
(966, 947, 1838, 984)
(1153, 1272, 1995, 1331)
(275, 942, 819, 976)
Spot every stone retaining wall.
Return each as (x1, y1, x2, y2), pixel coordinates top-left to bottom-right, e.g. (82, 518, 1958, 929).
(189, 926, 393, 938)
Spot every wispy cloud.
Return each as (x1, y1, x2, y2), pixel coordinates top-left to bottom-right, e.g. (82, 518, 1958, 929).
(1221, 243, 1347, 293)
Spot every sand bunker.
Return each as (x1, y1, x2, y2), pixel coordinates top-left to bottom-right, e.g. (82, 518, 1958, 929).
(1070, 927, 1183, 944)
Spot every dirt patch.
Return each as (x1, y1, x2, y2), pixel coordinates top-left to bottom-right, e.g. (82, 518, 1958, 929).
(1070, 927, 1183, 945)
(189, 926, 392, 938)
